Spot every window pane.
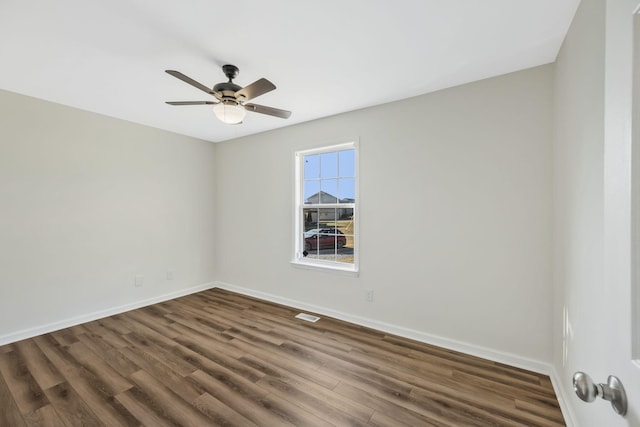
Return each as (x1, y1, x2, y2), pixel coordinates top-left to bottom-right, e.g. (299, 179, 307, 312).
(303, 208, 319, 232)
(317, 207, 338, 226)
(335, 249, 354, 264)
(338, 178, 355, 202)
(339, 207, 354, 220)
(320, 179, 338, 203)
(337, 215, 354, 239)
(305, 251, 336, 262)
(304, 154, 320, 179)
(320, 152, 338, 178)
(338, 149, 355, 177)
(304, 180, 320, 203)
(336, 215, 354, 264)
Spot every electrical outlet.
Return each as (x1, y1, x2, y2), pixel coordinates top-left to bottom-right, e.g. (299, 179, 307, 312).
(167, 270, 174, 280)
(134, 274, 144, 287)
(365, 290, 374, 302)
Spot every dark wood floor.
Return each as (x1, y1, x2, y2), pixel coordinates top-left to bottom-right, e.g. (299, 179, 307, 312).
(0, 288, 565, 426)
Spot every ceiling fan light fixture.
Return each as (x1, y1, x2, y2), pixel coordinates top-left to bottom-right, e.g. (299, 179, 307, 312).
(213, 101, 246, 124)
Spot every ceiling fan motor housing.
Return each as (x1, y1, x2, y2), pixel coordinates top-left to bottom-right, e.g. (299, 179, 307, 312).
(213, 81, 242, 95)
(215, 65, 243, 101)
(222, 64, 239, 80)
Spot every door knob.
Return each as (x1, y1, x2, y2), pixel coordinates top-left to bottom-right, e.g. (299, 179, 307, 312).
(572, 371, 627, 416)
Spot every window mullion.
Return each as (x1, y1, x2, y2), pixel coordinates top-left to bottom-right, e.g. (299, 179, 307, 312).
(304, 203, 355, 209)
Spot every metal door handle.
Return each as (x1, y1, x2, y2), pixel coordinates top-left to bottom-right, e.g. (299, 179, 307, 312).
(572, 371, 627, 416)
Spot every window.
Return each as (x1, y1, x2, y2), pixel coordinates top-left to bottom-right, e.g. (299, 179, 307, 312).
(293, 142, 358, 272)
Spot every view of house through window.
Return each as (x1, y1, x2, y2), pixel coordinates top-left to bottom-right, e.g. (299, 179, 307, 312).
(295, 143, 357, 270)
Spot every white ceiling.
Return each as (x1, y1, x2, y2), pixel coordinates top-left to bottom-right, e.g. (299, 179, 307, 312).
(0, 0, 580, 143)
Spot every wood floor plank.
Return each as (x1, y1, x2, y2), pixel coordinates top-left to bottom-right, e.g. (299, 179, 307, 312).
(14, 340, 64, 391)
(82, 321, 130, 349)
(239, 352, 373, 422)
(75, 332, 140, 378)
(189, 369, 332, 427)
(172, 332, 265, 383)
(124, 308, 180, 339)
(0, 288, 566, 426)
(114, 388, 177, 427)
(193, 392, 259, 427)
(128, 370, 215, 426)
(351, 349, 532, 420)
(61, 369, 139, 427)
(120, 331, 197, 377)
(31, 335, 77, 377)
(49, 329, 79, 347)
(256, 374, 369, 427)
(23, 404, 67, 427)
(350, 345, 455, 379)
(164, 311, 236, 347)
(515, 398, 566, 425)
(186, 369, 283, 426)
(0, 368, 28, 427)
(333, 366, 486, 426)
(452, 369, 561, 407)
(164, 300, 235, 332)
(369, 410, 425, 427)
(409, 383, 528, 426)
(66, 341, 133, 395)
(223, 324, 287, 347)
(0, 343, 16, 354)
(229, 335, 341, 390)
(114, 316, 179, 350)
(35, 340, 139, 427)
(119, 346, 203, 403)
(167, 320, 243, 359)
(334, 380, 447, 426)
(0, 350, 49, 415)
(233, 305, 354, 351)
(43, 382, 103, 427)
(95, 316, 133, 336)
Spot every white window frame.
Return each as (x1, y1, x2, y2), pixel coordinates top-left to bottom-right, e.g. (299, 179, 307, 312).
(292, 141, 359, 274)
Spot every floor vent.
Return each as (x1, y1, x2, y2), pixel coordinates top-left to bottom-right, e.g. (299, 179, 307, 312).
(295, 313, 320, 323)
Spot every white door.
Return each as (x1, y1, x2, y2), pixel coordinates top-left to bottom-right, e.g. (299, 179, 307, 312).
(582, 1, 640, 425)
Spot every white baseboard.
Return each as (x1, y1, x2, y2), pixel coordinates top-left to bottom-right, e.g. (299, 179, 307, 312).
(214, 281, 552, 375)
(550, 366, 577, 427)
(0, 282, 216, 346)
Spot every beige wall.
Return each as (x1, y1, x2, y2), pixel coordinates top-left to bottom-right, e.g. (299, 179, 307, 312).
(0, 89, 217, 342)
(215, 65, 554, 367)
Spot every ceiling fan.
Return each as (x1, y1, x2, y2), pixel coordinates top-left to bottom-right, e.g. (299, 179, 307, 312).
(165, 64, 292, 125)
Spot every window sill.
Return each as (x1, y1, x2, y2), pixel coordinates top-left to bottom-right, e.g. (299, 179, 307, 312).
(290, 260, 359, 277)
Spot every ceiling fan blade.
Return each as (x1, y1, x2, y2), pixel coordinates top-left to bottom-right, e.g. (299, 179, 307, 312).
(166, 101, 217, 105)
(244, 103, 292, 119)
(235, 78, 276, 102)
(165, 70, 213, 95)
